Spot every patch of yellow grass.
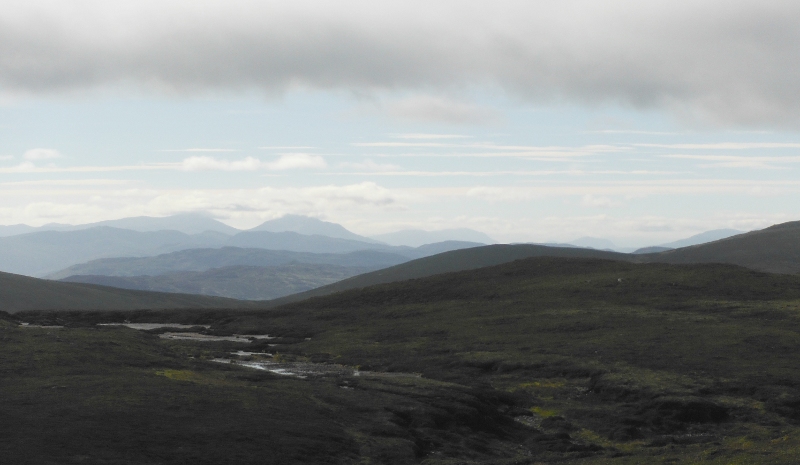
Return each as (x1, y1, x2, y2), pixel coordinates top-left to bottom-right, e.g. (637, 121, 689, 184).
(517, 378, 567, 389)
(530, 406, 559, 418)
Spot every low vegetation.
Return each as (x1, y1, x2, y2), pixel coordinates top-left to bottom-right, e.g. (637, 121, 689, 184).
(9, 256, 800, 463)
(0, 270, 258, 312)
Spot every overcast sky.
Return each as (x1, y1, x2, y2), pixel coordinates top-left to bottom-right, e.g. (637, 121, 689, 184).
(2, 0, 800, 246)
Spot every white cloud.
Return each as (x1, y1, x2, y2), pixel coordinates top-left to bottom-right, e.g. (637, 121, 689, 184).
(663, 154, 800, 169)
(0, 181, 400, 228)
(340, 159, 401, 171)
(2, 162, 37, 172)
(265, 153, 326, 170)
(180, 156, 262, 171)
(160, 148, 238, 152)
(581, 194, 619, 208)
(179, 154, 326, 171)
(0, 155, 13, 160)
(23, 148, 61, 160)
(392, 134, 471, 139)
(384, 96, 499, 125)
(3, 1, 800, 126)
(259, 146, 316, 150)
(638, 143, 800, 150)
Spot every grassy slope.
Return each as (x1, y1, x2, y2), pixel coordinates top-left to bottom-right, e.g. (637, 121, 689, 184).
(268, 220, 800, 305)
(0, 270, 257, 313)
(268, 244, 630, 305)
(219, 257, 800, 462)
(13, 256, 800, 462)
(61, 263, 372, 300)
(645, 220, 800, 273)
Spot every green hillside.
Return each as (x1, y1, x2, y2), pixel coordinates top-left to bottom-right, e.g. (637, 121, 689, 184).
(10, 257, 800, 463)
(646, 220, 800, 273)
(269, 243, 630, 305)
(0, 271, 256, 313)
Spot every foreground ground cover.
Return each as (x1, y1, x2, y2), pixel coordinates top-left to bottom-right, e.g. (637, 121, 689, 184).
(10, 257, 800, 463)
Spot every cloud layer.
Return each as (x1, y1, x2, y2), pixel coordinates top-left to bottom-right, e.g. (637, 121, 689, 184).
(180, 154, 326, 171)
(1, 1, 800, 126)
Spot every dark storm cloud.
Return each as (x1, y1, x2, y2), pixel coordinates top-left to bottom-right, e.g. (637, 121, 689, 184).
(1, 0, 800, 126)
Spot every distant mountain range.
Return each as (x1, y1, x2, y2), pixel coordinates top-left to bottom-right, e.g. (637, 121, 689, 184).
(51, 243, 484, 300)
(656, 228, 744, 249)
(60, 263, 369, 301)
(0, 212, 781, 307)
(370, 228, 495, 247)
(0, 213, 239, 236)
(47, 247, 409, 279)
(0, 220, 486, 277)
(0, 228, 228, 277)
(567, 236, 618, 250)
(251, 214, 382, 243)
(226, 231, 388, 254)
(4, 219, 800, 311)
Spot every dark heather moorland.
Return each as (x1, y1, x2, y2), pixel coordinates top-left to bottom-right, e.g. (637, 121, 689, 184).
(7, 256, 800, 463)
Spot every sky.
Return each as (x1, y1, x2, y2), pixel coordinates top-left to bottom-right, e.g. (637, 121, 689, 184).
(2, 0, 800, 247)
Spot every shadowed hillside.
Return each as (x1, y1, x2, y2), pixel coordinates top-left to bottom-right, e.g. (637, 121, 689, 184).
(645, 220, 800, 273)
(0, 271, 255, 313)
(13, 257, 800, 463)
(268, 243, 630, 305)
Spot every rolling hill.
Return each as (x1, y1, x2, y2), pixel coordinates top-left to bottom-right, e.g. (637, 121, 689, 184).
(268, 221, 800, 305)
(0, 270, 255, 313)
(644, 220, 800, 273)
(60, 263, 370, 300)
(268, 243, 630, 305)
(14, 256, 800, 463)
(47, 247, 409, 279)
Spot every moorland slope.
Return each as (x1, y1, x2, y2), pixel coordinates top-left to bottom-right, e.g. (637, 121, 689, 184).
(0, 271, 255, 312)
(12, 257, 800, 463)
(269, 243, 631, 305)
(646, 220, 800, 273)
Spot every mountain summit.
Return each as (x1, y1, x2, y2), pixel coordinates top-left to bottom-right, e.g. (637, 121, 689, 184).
(371, 228, 494, 247)
(249, 215, 380, 243)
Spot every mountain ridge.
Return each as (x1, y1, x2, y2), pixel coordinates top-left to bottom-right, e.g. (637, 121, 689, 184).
(370, 228, 495, 247)
(249, 214, 382, 243)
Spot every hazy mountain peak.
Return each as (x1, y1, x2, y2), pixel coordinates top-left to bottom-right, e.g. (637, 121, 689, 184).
(658, 228, 744, 249)
(249, 215, 379, 243)
(370, 228, 495, 247)
(90, 213, 240, 235)
(568, 237, 617, 250)
(0, 213, 240, 237)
